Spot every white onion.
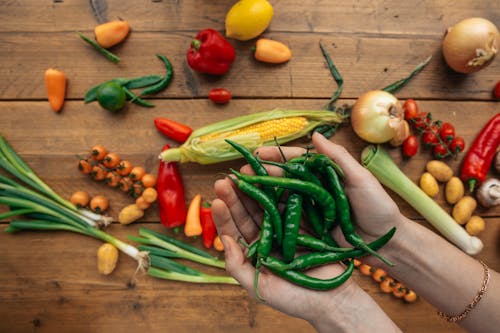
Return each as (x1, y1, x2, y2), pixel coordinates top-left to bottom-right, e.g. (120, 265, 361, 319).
(443, 17, 499, 74)
(350, 90, 404, 144)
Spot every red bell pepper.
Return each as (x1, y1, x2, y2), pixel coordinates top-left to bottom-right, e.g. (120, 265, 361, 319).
(460, 113, 500, 192)
(200, 202, 216, 249)
(154, 117, 193, 143)
(157, 144, 187, 229)
(186, 28, 236, 75)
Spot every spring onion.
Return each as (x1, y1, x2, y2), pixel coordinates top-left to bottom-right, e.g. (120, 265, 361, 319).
(361, 145, 483, 255)
(130, 227, 226, 269)
(0, 135, 111, 227)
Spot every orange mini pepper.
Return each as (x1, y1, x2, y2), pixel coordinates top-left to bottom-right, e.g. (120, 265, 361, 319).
(254, 38, 292, 64)
(94, 20, 130, 48)
(184, 194, 202, 237)
(44, 68, 67, 112)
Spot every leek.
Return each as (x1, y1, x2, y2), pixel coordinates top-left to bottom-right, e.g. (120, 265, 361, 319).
(361, 145, 483, 255)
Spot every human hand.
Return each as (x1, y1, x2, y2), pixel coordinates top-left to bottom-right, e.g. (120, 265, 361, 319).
(211, 150, 359, 323)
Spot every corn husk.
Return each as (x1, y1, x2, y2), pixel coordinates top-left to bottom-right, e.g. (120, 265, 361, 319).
(159, 108, 347, 164)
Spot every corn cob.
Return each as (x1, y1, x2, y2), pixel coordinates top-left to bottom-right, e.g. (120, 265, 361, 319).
(159, 108, 347, 164)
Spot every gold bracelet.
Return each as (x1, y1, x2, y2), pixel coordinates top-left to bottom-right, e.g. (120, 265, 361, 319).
(437, 260, 490, 323)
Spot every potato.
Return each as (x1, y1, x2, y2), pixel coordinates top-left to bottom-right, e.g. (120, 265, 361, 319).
(465, 216, 485, 236)
(426, 160, 453, 182)
(118, 203, 144, 225)
(445, 177, 465, 204)
(419, 172, 439, 197)
(452, 196, 477, 225)
(97, 243, 119, 275)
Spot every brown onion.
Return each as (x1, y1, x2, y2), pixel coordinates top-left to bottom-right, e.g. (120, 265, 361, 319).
(443, 17, 499, 73)
(351, 90, 405, 143)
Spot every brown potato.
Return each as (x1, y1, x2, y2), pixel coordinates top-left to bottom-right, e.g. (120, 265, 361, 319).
(452, 196, 477, 225)
(419, 172, 439, 197)
(445, 177, 465, 205)
(426, 160, 453, 182)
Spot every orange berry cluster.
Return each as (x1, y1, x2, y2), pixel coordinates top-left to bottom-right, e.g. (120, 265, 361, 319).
(77, 144, 158, 208)
(354, 260, 418, 303)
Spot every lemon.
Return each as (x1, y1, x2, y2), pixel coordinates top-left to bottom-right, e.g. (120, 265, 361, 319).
(225, 0, 274, 41)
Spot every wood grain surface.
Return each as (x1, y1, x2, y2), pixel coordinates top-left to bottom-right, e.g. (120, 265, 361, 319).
(0, 1, 499, 332)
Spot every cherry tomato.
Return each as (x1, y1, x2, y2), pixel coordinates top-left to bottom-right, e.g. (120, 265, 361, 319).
(129, 166, 146, 181)
(78, 158, 92, 175)
(449, 136, 465, 154)
(208, 88, 232, 104)
(433, 143, 449, 159)
(105, 171, 122, 188)
(89, 195, 109, 213)
(140, 173, 157, 188)
(494, 80, 500, 99)
(422, 131, 438, 147)
(411, 112, 429, 132)
(91, 164, 107, 181)
(90, 145, 107, 161)
(439, 122, 455, 143)
(116, 160, 133, 176)
(103, 152, 121, 169)
(403, 99, 419, 120)
(70, 191, 90, 208)
(402, 135, 418, 157)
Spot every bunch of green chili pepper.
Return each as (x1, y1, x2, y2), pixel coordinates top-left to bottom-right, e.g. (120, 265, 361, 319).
(225, 139, 396, 295)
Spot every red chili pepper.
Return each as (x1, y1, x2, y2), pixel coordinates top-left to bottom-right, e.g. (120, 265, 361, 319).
(200, 202, 216, 249)
(186, 28, 236, 75)
(460, 113, 500, 192)
(208, 88, 232, 104)
(154, 117, 193, 143)
(157, 144, 187, 229)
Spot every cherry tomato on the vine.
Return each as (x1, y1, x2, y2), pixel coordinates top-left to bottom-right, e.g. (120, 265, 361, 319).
(208, 88, 232, 104)
(403, 99, 419, 120)
(493, 81, 500, 99)
(439, 122, 455, 143)
(422, 131, 439, 146)
(433, 143, 449, 159)
(449, 136, 465, 154)
(412, 112, 429, 132)
(402, 135, 418, 157)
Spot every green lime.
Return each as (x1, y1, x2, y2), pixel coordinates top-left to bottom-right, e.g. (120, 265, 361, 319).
(96, 82, 126, 112)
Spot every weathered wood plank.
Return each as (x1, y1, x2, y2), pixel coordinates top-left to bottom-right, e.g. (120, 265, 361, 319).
(0, 0, 498, 37)
(0, 32, 498, 100)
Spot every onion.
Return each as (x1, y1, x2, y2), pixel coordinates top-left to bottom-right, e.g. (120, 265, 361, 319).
(350, 90, 404, 143)
(443, 17, 499, 73)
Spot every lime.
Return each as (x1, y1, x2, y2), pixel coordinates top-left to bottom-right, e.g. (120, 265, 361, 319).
(225, 0, 274, 41)
(97, 82, 127, 112)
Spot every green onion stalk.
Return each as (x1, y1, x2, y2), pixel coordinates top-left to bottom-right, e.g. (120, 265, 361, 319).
(0, 135, 111, 227)
(361, 145, 483, 255)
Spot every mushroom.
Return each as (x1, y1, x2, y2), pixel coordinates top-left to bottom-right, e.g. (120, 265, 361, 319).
(476, 178, 500, 208)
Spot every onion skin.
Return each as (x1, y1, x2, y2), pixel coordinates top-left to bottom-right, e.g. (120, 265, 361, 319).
(443, 17, 499, 74)
(351, 90, 404, 143)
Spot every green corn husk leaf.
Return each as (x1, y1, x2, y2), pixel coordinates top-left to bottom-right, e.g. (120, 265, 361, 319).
(159, 109, 347, 164)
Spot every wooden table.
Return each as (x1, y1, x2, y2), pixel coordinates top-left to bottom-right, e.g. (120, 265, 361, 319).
(0, 1, 499, 332)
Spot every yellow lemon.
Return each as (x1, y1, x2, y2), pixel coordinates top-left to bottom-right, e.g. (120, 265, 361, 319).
(225, 0, 274, 41)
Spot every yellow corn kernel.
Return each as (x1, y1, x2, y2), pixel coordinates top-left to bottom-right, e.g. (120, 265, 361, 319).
(199, 116, 308, 143)
(97, 243, 119, 275)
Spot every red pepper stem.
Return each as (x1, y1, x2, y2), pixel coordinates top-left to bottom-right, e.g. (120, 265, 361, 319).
(468, 179, 477, 193)
(191, 39, 201, 51)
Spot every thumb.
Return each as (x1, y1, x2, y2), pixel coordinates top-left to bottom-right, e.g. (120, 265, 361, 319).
(312, 132, 371, 183)
(220, 235, 256, 292)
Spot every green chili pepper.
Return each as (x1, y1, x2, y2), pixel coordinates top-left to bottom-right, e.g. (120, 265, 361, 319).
(254, 213, 274, 301)
(284, 227, 396, 271)
(319, 42, 344, 111)
(78, 32, 120, 63)
(261, 256, 354, 290)
(122, 86, 155, 107)
(282, 193, 303, 263)
(321, 163, 394, 267)
(136, 54, 174, 97)
(124, 75, 164, 90)
(229, 177, 283, 246)
(301, 198, 324, 238)
(231, 170, 336, 233)
(258, 159, 323, 187)
(296, 234, 352, 253)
